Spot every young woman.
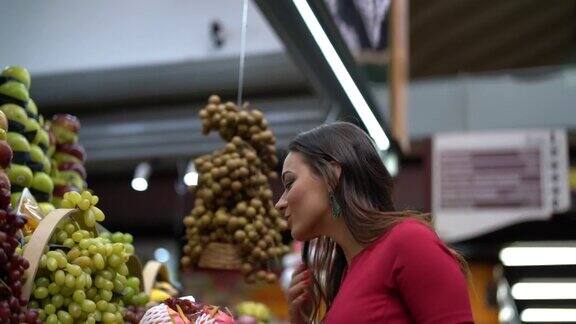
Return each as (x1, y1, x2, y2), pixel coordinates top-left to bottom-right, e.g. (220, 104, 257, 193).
(275, 122, 473, 323)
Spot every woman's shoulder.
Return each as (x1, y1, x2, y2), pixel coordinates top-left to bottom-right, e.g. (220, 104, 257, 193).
(372, 218, 443, 255)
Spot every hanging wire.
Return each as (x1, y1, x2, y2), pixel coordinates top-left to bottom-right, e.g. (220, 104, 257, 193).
(237, 0, 249, 108)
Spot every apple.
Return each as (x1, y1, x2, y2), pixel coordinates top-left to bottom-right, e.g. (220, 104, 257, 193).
(7, 164, 33, 190)
(1, 104, 27, 133)
(0, 80, 29, 102)
(7, 132, 30, 165)
(2, 66, 31, 89)
(55, 143, 86, 163)
(23, 117, 39, 143)
(30, 172, 53, 202)
(28, 145, 44, 172)
(38, 202, 55, 215)
(58, 161, 87, 179)
(51, 114, 80, 133)
(25, 98, 38, 119)
(0, 140, 13, 169)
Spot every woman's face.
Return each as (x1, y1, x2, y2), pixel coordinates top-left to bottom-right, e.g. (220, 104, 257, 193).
(275, 152, 331, 241)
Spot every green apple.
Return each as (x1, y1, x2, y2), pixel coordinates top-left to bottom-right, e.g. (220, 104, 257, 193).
(2, 66, 31, 89)
(28, 144, 45, 172)
(30, 172, 53, 202)
(1, 104, 28, 133)
(26, 98, 38, 119)
(0, 80, 29, 102)
(32, 128, 49, 152)
(7, 132, 30, 165)
(23, 117, 39, 142)
(7, 164, 33, 191)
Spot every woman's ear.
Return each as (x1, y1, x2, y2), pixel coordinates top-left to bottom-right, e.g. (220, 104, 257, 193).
(329, 161, 342, 185)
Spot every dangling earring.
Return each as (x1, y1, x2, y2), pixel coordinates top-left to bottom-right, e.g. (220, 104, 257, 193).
(329, 192, 342, 218)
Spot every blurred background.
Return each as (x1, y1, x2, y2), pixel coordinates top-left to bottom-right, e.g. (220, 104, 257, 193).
(1, 0, 575, 323)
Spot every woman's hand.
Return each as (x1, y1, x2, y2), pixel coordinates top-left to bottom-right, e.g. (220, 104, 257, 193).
(287, 263, 312, 324)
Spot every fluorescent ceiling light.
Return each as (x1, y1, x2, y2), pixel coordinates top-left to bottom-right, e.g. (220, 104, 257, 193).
(499, 246, 576, 266)
(521, 308, 576, 322)
(183, 160, 199, 187)
(131, 162, 151, 192)
(293, 0, 390, 151)
(512, 282, 576, 300)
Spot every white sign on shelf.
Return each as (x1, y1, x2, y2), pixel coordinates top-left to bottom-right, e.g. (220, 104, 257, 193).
(433, 129, 570, 242)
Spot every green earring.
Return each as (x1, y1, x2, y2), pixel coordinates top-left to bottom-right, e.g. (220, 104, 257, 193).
(329, 192, 342, 218)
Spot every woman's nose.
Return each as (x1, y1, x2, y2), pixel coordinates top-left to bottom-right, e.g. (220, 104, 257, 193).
(275, 192, 287, 215)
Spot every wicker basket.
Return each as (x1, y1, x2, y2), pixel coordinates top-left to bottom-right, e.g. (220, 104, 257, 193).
(198, 242, 242, 270)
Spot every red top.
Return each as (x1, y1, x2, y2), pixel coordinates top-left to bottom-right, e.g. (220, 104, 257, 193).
(324, 219, 473, 324)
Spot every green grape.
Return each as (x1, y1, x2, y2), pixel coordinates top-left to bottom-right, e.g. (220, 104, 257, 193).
(81, 299, 96, 313)
(93, 310, 102, 321)
(40, 254, 47, 268)
(118, 264, 129, 276)
(36, 277, 50, 287)
(111, 232, 124, 243)
(81, 190, 92, 200)
(96, 300, 108, 311)
(92, 206, 105, 222)
(100, 289, 113, 302)
(51, 294, 64, 308)
(63, 238, 75, 248)
(56, 231, 68, 242)
(44, 303, 56, 315)
(113, 278, 124, 291)
(99, 231, 111, 241)
(122, 286, 135, 302)
(46, 257, 58, 271)
(54, 270, 66, 285)
(90, 195, 99, 205)
(127, 277, 140, 289)
(100, 270, 114, 281)
(105, 244, 113, 256)
(67, 247, 81, 260)
(79, 239, 91, 249)
(108, 254, 122, 268)
(112, 243, 124, 254)
(65, 273, 76, 288)
(85, 273, 93, 288)
(68, 302, 82, 318)
(106, 303, 116, 313)
(79, 198, 91, 211)
(80, 230, 91, 239)
(29, 300, 40, 309)
(34, 287, 49, 299)
(68, 191, 82, 205)
(75, 273, 87, 289)
(66, 263, 82, 277)
(84, 210, 96, 227)
(63, 297, 72, 306)
(64, 223, 76, 235)
(45, 314, 58, 324)
(60, 199, 74, 208)
(132, 292, 149, 306)
(102, 312, 116, 323)
(72, 231, 83, 242)
(72, 290, 85, 303)
(123, 233, 134, 244)
(125, 243, 135, 254)
(95, 276, 106, 289)
(57, 310, 73, 324)
(73, 255, 92, 268)
(88, 244, 99, 254)
(104, 280, 114, 291)
(48, 282, 61, 295)
(92, 253, 105, 270)
(86, 317, 96, 324)
(116, 311, 124, 322)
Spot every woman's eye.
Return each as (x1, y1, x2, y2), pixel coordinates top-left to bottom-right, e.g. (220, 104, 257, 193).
(285, 180, 294, 190)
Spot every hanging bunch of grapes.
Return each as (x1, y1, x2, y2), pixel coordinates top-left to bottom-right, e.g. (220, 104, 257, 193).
(181, 95, 290, 283)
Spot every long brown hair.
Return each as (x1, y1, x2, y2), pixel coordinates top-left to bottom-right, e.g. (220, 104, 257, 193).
(289, 122, 466, 323)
